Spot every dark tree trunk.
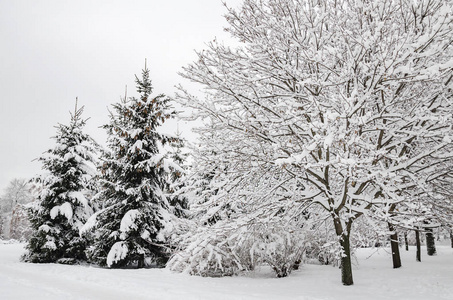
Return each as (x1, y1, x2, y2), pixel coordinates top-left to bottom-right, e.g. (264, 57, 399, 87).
(450, 229, 453, 248)
(137, 254, 145, 269)
(388, 223, 402, 268)
(334, 218, 353, 286)
(425, 227, 436, 256)
(415, 229, 421, 262)
(292, 258, 301, 270)
(404, 232, 409, 251)
(340, 234, 353, 286)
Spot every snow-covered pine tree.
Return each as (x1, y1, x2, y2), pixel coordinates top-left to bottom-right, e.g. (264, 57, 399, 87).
(23, 101, 99, 264)
(85, 67, 180, 268)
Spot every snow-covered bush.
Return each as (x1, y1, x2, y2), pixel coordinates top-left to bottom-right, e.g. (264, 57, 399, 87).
(304, 227, 340, 266)
(168, 224, 248, 277)
(251, 223, 305, 277)
(169, 221, 308, 278)
(169, 208, 310, 278)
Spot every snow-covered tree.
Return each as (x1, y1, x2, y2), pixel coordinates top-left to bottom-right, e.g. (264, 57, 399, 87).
(0, 178, 34, 213)
(177, 0, 453, 285)
(426, 164, 453, 252)
(23, 102, 99, 264)
(166, 128, 189, 218)
(0, 178, 34, 240)
(9, 204, 33, 241)
(168, 120, 316, 277)
(84, 67, 180, 268)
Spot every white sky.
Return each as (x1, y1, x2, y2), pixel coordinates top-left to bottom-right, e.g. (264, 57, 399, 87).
(0, 0, 243, 192)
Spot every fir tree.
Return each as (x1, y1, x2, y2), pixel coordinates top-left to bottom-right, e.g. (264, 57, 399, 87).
(23, 101, 98, 264)
(85, 67, 180, 268)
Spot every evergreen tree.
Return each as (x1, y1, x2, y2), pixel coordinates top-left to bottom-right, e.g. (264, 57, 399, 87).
(85, 67, 179, 268)
(23, 102, 98, 264)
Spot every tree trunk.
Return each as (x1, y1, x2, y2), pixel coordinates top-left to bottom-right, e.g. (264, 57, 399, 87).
(340, 234, 353, 285)
(334, 218, 353, 286)
(450, 229, 453, 248)
(292, 258, 301, 270)
(415, 229, 421, 262)
(388, 223, 402, 268)
(137, 254, 145, 269)
(404, 232, 409, 251)
(425, 227, 436, 256)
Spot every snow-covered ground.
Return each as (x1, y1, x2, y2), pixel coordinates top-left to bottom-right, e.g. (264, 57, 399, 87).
(1, 241, 452, 300)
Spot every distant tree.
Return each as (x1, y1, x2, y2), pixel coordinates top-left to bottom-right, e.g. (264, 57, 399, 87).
(415, 228, 422, 262)
(177, 0, 453, 285)
(404, 231, 409, 251)
(450, 228, 453, 248)
(428, 168, 453, 250)
(424, 222, 437, 256)
(0, 178, 33, 213)
(0, 178, 34, 240)
(23, 101, 99, 264)
(9, 204, 32, 241)
(388, 222, 402, 268)
(84, 67, 180, 268)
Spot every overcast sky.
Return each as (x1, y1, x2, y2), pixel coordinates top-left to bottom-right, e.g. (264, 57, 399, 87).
(0, 0, 243, 192)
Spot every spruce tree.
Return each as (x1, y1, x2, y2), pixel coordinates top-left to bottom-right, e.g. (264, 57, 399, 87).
(23, 102, 98, 264)
(87, 67, 178, 268)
